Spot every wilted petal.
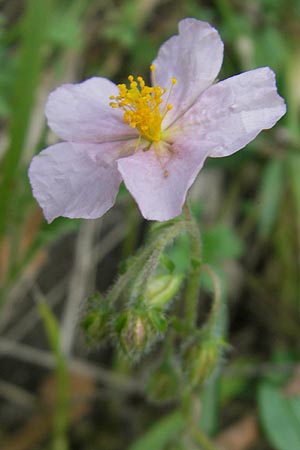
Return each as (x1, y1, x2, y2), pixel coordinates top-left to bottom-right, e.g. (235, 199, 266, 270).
(46, 77, 137, 142)
(179, 67, 286, 157)
(28, 141, 126, 222)
(153, 18, 223, 129)
(117, 139, 210, 221)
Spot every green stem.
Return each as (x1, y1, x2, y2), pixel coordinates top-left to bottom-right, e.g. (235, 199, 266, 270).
(182, 391, 221, 450)
(130, 222, 187, 302)
(107, 220, 188, 305)
(107, 242, 153, 305)
(122, 198, 141, 259)
(183, 199, 202, 329)
(202, 264, 222, 336)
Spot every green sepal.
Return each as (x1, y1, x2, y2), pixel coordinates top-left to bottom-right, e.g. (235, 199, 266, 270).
(81, 292, 112, 343)
(114, 311, 128, 333)
(145, 274, 184, 308)
(148, 309, 168, 334)
(159, 253, 176, 273)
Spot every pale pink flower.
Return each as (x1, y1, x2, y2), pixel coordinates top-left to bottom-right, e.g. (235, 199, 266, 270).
(29, 18, 286, 222)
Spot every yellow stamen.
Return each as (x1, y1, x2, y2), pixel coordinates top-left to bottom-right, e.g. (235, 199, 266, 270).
(109, 66, 177, 143)
(150, 64, 157, 87)
(162, 78, 177, 119)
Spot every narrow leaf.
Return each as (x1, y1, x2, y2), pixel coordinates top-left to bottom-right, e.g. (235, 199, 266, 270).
(257, 159, 283, 238)
(258, 383, 300, 450)
(0, 0, 53, 234)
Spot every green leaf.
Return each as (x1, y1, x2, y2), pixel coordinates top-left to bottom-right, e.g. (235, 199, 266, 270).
(257, 159, 283, 238)
(287, 154, 300, 233)
(127, 411, 184, 450)
(258, 382, 300, 450)
(290, 397, 300, 424)
(0, 0, 53, 235)
(200, 377, 219, 434)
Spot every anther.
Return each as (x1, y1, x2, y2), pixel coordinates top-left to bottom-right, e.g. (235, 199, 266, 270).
(137, 76, 145, 88)
(109, 70, 177, 143)
(130, 81, 137, 89)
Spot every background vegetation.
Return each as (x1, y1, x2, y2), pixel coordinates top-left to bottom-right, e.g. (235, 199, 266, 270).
(0, 0, 299, 449)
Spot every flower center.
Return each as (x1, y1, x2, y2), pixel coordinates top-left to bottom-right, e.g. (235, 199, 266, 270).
(110, 65, 177, 143)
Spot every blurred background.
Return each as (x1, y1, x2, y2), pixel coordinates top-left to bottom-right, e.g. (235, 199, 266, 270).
(0, 0, 299, 449)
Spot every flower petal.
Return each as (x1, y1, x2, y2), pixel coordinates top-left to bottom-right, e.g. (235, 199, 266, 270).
(117, 140, 210, 221)
(152, 18, 224, 129)
(28, 141, 125, 222)
(46, 77, 138, 142)
(179, 67, 286, 158)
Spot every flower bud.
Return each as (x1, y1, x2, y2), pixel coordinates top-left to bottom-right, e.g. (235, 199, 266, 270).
(81, 294, 111, 343)
(115, 310, 158, 359)
(145, 273, 184, 308)
(146, 358, 181, 403)
(184, 338, 223, 388)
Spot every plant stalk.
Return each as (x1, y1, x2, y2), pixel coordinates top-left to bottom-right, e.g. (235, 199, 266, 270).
(183, 199, 202, 329)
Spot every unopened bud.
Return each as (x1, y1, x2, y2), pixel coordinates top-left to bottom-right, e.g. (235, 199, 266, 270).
(81, 293, 111, 343)
(115, 304, 169, 360)
(127, 315, 149, 351)
(146, 358, 181, 403)
(115, 310, 157, 358)
(145, 274, 184, 308)
(184, 338, 223, 388)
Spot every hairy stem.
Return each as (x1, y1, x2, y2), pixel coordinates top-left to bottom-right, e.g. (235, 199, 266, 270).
(107, 220, 188, 305)
(183, 199, 202, 329)
(202, 264, 223, 336)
